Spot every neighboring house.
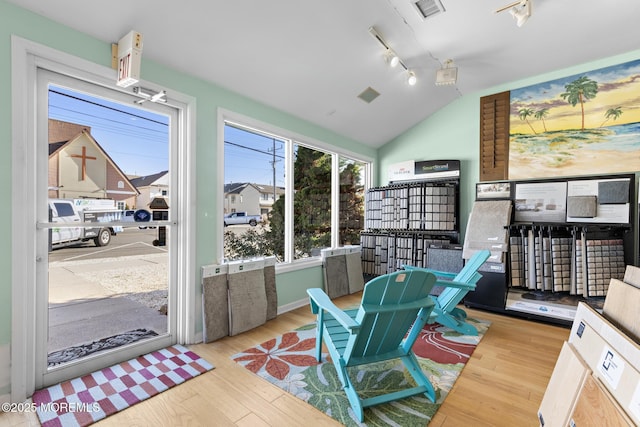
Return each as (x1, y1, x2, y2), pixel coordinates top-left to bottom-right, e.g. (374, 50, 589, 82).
(224, 182, 285, 216)
(255, 183, 286, 215)
(129, 171, 170, 210)
(48, 119, 139, 208)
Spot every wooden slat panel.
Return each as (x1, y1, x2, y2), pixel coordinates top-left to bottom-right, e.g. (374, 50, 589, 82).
(603, 278, 640, 342)
(479, 91, 510, 182)
(538, 342, 590, 427)
(569, 375, 634, 426)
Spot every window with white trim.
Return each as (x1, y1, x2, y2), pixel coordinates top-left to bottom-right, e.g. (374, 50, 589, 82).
(223, 120, 369, 263)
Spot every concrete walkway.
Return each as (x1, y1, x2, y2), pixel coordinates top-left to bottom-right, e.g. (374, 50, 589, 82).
(48, 256, 168, 353)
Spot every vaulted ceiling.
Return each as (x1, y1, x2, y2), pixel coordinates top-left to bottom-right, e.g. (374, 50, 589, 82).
(8, 0, 640, 147)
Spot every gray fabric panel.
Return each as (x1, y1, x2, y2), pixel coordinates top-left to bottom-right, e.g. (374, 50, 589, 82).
(427, 247, 463, 295)
(463, 200, 512, 259)
(324, 255, 349, 299)
(427, 247, 463, 296)
(598, 180, 629, 204)
(345, 252, 364, 293)
(567, 195, 597, 217)
(264, 265, 277, 320)
(228, 269, 267, 336)
(202, 274, 229, 343)
(427, 247, 463, 273)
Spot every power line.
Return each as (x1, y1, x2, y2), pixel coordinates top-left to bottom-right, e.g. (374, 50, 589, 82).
(50, 105, 167, 137)
(224, 140, 285, 159)
(49, 88, 168, 126)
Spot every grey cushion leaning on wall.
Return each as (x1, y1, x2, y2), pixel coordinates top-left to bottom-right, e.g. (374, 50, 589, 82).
(264, 256, 278, 320)
(227, 259, 268, 336)
(345, 246, 364, 294)
(321, 248, 350, 299)
(201, 263, 229, 343)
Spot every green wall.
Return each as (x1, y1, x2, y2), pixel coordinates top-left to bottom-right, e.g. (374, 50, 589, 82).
(0, 0, 376, 349)
(379, 49, 640, 243)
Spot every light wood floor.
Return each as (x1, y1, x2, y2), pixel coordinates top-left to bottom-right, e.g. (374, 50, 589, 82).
(1, 293, 569, 427)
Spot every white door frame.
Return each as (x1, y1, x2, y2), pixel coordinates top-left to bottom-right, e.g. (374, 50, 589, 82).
(11, 36, 197, 401)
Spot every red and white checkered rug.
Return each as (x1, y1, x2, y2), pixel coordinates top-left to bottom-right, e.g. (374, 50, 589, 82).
(32, 345, 213, 427)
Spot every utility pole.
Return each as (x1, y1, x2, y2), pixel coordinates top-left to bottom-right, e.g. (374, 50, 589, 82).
(272, 138, 276, 203)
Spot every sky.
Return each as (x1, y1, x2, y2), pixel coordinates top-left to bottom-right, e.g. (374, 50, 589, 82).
(49, 85, 169, 177)
(224, 125, 286, 187)
(49, 85, 286, 185)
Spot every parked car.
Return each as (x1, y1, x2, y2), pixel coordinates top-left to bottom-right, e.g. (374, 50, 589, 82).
(223, 211, 262, 226)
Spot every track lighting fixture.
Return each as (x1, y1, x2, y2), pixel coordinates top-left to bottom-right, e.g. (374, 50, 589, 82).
(495, 0, 532, 27)
(368, 26, 418, 86)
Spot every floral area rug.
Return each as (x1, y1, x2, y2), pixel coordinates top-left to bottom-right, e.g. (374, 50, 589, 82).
(34, 345, 213, 427)
(232, 318, 490, 426)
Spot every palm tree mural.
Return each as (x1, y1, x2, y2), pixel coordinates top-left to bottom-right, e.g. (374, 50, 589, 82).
(600, 106, 623, 127)
(534, 108, 550, 132)
(559, 76, 598, 130)
(518, 108, 538, 134)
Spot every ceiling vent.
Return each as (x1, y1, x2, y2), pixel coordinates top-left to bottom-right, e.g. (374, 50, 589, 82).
(358, 87, 381, 104)
(413, 0, 445, 20)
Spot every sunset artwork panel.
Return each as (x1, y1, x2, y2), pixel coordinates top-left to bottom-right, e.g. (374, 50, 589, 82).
(508, 59, 640, 179)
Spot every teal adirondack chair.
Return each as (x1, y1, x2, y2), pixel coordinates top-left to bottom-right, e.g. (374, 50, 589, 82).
(307, 269, 437, 422)
(404, 249, 490, 336)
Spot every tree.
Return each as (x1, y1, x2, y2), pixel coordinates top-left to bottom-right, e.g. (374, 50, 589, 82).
(559, 76, 598, 130)
(518, 108, 538, 134)
(534, 108, 549, 132)
(224, 227, 273, 260)
(600, 106, 623, 127)
(338, 160, 364, 245)
(292, 147, 332, 257)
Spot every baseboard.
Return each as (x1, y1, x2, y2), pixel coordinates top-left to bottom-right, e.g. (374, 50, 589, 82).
(192, 331, 203, 345)
(277, 298, 308, 315)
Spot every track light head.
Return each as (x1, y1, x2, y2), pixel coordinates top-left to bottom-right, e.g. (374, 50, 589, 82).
(407, 71, 417, 86)
(496, 0, 531, 27)
(386, 50, 400, 68)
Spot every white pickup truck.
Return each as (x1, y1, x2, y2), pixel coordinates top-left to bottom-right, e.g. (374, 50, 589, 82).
(223, 211, 262, 226)
(49, 199, 124, 249)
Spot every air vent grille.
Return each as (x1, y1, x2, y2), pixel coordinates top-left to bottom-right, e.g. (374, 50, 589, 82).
(358, 87, 380, 104)
(413, 0, 445, 19)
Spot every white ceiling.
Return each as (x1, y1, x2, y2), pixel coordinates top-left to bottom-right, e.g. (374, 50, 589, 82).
(8, 0, 640, 148)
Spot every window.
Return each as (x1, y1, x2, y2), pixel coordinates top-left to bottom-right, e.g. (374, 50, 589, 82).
(223, 119, 370, 264)
(53, 202, 75, 218)
(339, 156, 366, 246)
(293, 144, 331, 259)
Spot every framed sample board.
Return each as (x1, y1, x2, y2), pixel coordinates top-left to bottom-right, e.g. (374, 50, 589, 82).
(513, 174, 633, 225)
(566, 177, 631, 224)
